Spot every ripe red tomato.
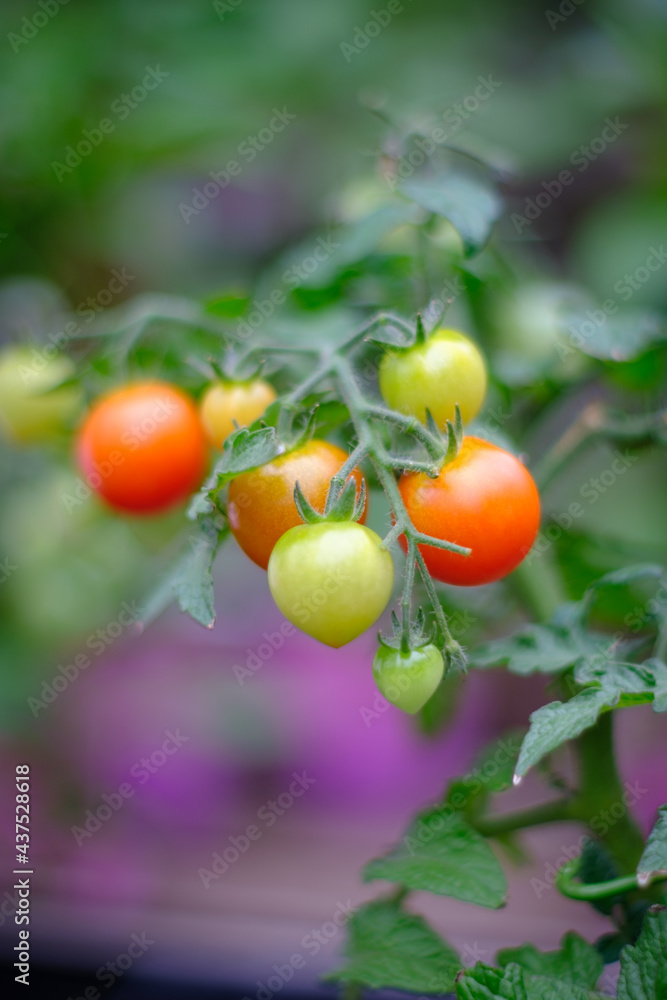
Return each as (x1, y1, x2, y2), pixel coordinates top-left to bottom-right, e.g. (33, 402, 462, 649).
(77, 381, 207, 514)
(228, 440, 366, 569)
(399, 437, 540, 586)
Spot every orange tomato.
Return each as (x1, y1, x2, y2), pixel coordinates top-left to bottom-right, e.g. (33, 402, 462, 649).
(199, 378, 277, 447)
(228, 440, 366, 569)
(399, 436, 540, 586)
(77, 381, 207, 514)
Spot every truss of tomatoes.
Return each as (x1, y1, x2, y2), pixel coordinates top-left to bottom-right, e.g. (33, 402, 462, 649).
(74, 327, 540, 714)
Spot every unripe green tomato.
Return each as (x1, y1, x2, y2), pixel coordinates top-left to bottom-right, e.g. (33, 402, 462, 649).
(372, 643, 444, 714)
(267, 521, 394, 648)
(0, 346, 81, 444)
(378, 328, 487, 428)
(492, 281, 590, 383)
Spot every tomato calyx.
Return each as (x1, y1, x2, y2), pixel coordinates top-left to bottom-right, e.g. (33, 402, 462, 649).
(429, 400, 464, 469)
(293, 474, 366, 525)
(379, 606, 434, 656)
(365, 301, 446, 350)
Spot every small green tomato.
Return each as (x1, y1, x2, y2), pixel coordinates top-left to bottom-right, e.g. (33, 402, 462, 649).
(378, 328, 487, 428)
(267, 521, 394, 648)
(372, 643, 444, 714)
(0, 346, 81, 444)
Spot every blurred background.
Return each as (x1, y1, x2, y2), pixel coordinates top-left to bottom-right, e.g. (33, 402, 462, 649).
(0, 0, 666, 995)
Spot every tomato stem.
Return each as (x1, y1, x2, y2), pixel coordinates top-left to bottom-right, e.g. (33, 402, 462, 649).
(400, 538, 417, 653)
(555, 855, 667, 901)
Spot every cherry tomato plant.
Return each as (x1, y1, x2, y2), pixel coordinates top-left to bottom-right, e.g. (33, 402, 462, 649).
(10, 130, 667, 996)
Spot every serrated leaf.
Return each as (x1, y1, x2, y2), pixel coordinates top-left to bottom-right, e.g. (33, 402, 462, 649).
(497, 932, 603, 988)
(187, 423, 285, 519)
(401, 173, 503, 256)
(516, 658, 667, 777)
(574, 659, 656, 695)
(325, 900, 460, 994)
(457, 961, 607, 1000)
(617, 907, 667, 999)
(216, 425, 284, 485)
(363, 807, 507, 908)
(586, 564, 666, 590)
(638, 806, 667, 880)
(173, 517, 227, 627)
(560, 308, 666, 362)
(471, 624, 599, 675)
(464, 729, 526, 794)
(458, 962, 608, 1000)
(644, 659, 667, 713)
(140, 516, 228, 629)
(515, 689, 612, 779)
(280, 203, 418, 289)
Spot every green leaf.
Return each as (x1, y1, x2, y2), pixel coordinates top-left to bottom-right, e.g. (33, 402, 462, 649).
(363, 806, 507, 908)
(141, 515, 228, 630)
(401, 173, 503, 257)
(457, 961, 607, 999)
(471, 624, 599, 675)
(515, 689, 614, 779)
(560, 308, 666, 362)
(325, 900, 460, 994)
(585, 564, 666, 590)
(638, 806, 667, 881)
(188, 423, 285, 518)
(461, 728, 526, 795)
(617, 906, 667, 999)
(644, 659, 667, 713)
(216, 424, 284, 486)
(516, 660, 667, 777)
(279, 203, 418, 289)
(173, 516, 227, 627)
(496, 932, 603, 988)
